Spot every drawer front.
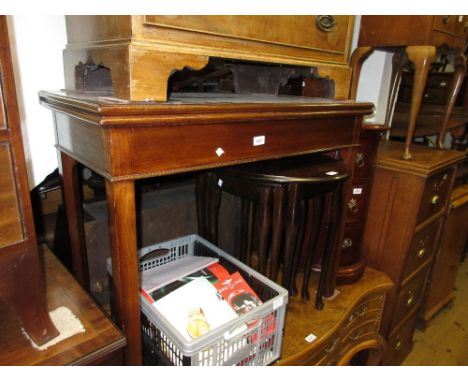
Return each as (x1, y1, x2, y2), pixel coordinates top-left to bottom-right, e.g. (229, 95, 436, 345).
(338, 319, 380, 360)
(347, 183, 369, 223)
(130, 116, 358, 178)
(144, 16, 352, 60)
(401, 220, 440, 281)
(340, 223, 364, 266)
(416, 168, 453, 225)
(343, 294, 385, 332)
(384, 312, 418, 365)
(354, 135, 379, 180)
(393, 268, 428, 326)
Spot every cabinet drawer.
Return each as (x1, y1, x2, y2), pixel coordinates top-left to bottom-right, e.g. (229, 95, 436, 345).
(401, 219, 440, 282)
(393, 268, 428, 326)
(340, 223, 364, 266)
(343, 294, 385, 332)
(347, 183, 369, 223)
(144, 16, 352, 60)
(416, 168, 453, 225)
(384, 312, 418, 365)
(354, 138, 378, 180)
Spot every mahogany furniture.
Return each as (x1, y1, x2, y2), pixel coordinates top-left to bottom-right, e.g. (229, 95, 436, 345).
(362, 140, 464, 365)
(0, 16, 59, 346)
(420, 183, 468, 325)
(39, 90, 373, 365)
(276, 267, 392, 366)
(353, 15, 468, 159)
(336, 124, 388, 284)
(0, 245, 126, 365)
(197, 154, 350, 309)
(63, 16, 355, 101)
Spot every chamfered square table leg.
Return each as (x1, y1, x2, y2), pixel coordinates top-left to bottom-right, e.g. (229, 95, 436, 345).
(105, 179, 142, 365)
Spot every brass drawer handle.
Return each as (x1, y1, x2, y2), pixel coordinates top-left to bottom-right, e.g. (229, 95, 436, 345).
(394, 338, 403, 351)
(348, 198, 359, 213)
(355, 152, 365, 168)
(406, 291, 415, 306)
(417, 247, 426, 258)
(316, 15, 337, 32)
(431, 195, 440, 205)
(342, 238, 353, 249)
(442, 15, 450, 24)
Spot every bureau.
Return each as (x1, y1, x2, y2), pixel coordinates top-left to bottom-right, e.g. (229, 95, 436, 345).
(362, 140, 464, 365)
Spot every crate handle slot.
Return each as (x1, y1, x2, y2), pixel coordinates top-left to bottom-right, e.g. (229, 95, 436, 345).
(221, 343, 257, 366)
(140, 248, 170, 261)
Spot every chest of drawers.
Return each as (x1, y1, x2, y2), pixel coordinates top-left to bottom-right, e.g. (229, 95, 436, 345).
(362, 140, 464, 365)
(63, 16, 355, 101)
(277, 267, 392, 366)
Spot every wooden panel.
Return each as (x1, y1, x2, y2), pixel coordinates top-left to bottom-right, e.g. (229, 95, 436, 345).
(65, 16, 132, 44)
(0, 142, 23, 246)
(145, 16, 352, 56)
(129, 117, 357, 178)
(54, 113, 111, 177)
(358, 16, 434, 47)
(0, 81, 5, 130)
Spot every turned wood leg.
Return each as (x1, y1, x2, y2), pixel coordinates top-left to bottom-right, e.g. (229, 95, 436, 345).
(438, 52, 467, 149)
(208, 174, 222, 244)
(245, 200, 255, 267)
(283, 183, 300, 295)
(349, 46, 374, 100)
(105, 179, 141, 365)
(270, 187, 286, 281)
(301, 196, 325, 300)
(257, 188, 272, 275)
(58, 152, 89, 289)
(290, 199, 307, 296)
(403, 45, 437, 160)
(384, 52, 407, 133)
(316, 184, 344, 310)
(196, 173, 208, 239)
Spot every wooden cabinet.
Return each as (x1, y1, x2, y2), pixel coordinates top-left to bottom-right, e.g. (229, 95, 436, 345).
(362, 140, 464, 365)
(277, 267, 392, 366)
(337, 125, 387, 283)
(63, 16, 356, 101)
(421, 184, 468, 324)
(0, 16, 59, 346)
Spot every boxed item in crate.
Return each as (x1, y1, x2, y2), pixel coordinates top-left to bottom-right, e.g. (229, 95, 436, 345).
(107, 234, 288, 366)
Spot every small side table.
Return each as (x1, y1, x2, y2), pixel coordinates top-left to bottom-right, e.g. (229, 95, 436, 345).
(350, 15, 468, 160)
